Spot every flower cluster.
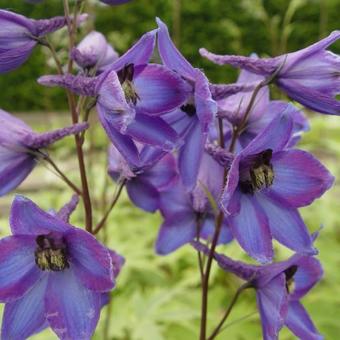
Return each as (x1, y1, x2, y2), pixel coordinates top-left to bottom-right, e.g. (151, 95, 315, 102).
(0, 2, 339, 339)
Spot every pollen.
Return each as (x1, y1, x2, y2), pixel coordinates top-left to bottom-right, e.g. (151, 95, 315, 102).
(122, 80, 140, 105)
(35, 234, 69, 272)
(239, 149, 275, 194)
(118, 63, 140, 106)
(250, 163, 274, 191)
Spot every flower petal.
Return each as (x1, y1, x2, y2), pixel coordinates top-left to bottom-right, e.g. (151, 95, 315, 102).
(0, 235, 44, 302)
(199, 216, 233, 244)
(0, 10, 35, 46)
(65, 228, 114, 292)
(290, 256, 323, 300)
(282, 30, 340, 72)
(159, 181, 192, 217)
(241, 108, 294, 157)
(133, 64, 190, 115)
(57, 195, 80, 223)
(286, 301, 323, 340)
(142, 153, 178, 190)
(270, 149, 334, 208)
(156, 212, 196, 255)
(220, 156, 241, 214)
(126, 179, 160, 212)
(45, 269, 102, 340)
(228, 191, 273, 263)
(1, 276, 48, 340)
(97, 104, 140, 167)
(162, 107, 194, 137)
(126, 113, 179, 151)
(194, 70, 217, 133)
(109, 249, 125, 278)
(10, 195, 70, 235)
(156, 17, 196, 80)
(0, 41, 35, 73)
(256, 273, 289, 340)
(110, 30, 156, 71)
(178, 119, 205, 190)
(277, 78, 340, 115)
(0, 153, 36, 196)
(257, 192, 316, 255)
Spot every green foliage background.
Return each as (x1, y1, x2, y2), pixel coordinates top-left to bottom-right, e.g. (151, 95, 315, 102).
(0, 0, 339, 339)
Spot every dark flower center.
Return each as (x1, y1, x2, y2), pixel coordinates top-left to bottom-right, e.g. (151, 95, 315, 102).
(181, 103, 196, 117)
(239, 149, 274, 195)
(117, 63, 140, 105)
(284, 265, 298, 293)
(34, 234, 69, 272)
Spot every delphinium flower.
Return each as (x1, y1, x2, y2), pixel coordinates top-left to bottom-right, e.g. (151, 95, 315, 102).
(156, 152, 232, 254)
(219, 109, 334, 263)
(108, 144, 177, 212)
(215, 66, 309, 150)
(0, 10, 87, 73)
(0, 195, 124, 339)
(71, 31, 119, 72)
(39, 29, 191, 166)
(0, 109, 88, 196)
(156, 18, 218, 190)
(193, 241, 323, 340)
(200, 31, 340, 115)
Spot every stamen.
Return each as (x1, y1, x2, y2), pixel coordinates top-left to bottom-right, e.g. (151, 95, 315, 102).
(118, 63, 140, 105)
(181, 103, 196, 117)
(284, 265, 298, 293)
(35, 234, 69, 272)
(239, 149, 275, 194)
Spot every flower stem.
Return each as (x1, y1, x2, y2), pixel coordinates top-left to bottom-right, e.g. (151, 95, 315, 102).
(199, 117, 227, 340)
(207, 282, 251, 340)
(93, 179, 127, 235)
(229, 66, 282, 152)
(63, 0, 93, 233)
(40, 152, 82, 195)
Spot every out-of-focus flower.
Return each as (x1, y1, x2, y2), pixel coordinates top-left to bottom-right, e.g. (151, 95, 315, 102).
(71, 31, 119, 71)
(156, 17, 217, 190)
(200, 31, 340, 115)
(0, 109, 88, 196)
(0, 196, 124, 339)
(156, 152, 232, 254)
(193, 241, 323, 340)
(215, 66, 309, 150)
(108, 144, 177, 212)
(0, 10, 87, 73)
(39, 29, 190, 166)
(220, 110, 334, 263)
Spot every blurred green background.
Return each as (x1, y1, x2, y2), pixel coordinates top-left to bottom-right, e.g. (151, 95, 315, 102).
(0, 0, 339, 339)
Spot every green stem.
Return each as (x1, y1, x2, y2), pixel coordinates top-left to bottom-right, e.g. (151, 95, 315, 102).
(207, 283, 251, 340)
(93, 179, 127, 235)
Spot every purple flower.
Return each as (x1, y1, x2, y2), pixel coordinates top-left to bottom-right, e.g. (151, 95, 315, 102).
(220, 109, 334, 263)
(0, 109, 88, 196)
(0, 10, 87, 73)
(216, 67, 309, 150)
(39, 29, 190, 166)
(156, 18, 217, 190)
(200, 31, 340, 115)
(108, 144, 178, 212)
(0, 195, 124, 339)
(71, 31, 119, 71)
(193, 241, 323, 340)
(156, 152, 232, 254)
